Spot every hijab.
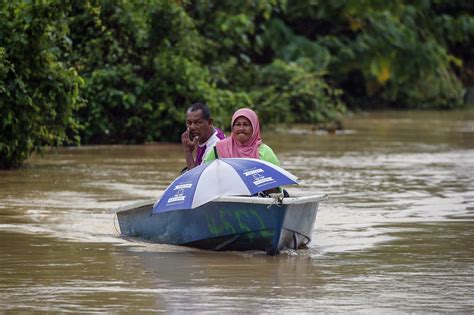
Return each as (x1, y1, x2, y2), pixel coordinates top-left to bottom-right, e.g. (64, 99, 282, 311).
(216, 108, 263, 159)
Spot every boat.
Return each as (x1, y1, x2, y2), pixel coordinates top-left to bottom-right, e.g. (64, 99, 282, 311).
(114, 194, 327, 255)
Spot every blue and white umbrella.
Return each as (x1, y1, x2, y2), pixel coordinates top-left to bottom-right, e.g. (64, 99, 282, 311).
(152, 158, 298, 214)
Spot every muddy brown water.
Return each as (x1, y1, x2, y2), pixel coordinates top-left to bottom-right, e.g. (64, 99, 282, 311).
(1, 110, 473, 312)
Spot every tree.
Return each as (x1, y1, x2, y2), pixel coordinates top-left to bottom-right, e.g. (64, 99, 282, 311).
(273, 0, 472, 108)
(0, 1, 83, 169)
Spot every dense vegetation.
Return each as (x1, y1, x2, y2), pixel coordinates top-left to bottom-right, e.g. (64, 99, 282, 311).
(0, 2, 83, 169)
(1, 0, 474, 168)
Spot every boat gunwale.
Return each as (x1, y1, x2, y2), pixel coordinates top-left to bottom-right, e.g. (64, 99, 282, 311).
(113, 194, 328, 214)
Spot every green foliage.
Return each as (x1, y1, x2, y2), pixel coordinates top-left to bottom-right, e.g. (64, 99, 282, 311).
(0, 1, 83, 169)
(67, 1, 251, 143)
(281, 1, 472, 109)
(262, 18, 331, 72)
(181, 0, 346, 126)
(186, 0, 281, 60)
(65, 0, 344, 144)
(250, 59, 345, 125)
(2, 0, 473, 169)
(353, 9, 464, 108)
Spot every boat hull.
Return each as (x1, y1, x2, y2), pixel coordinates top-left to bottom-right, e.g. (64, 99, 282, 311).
(115, 195, 326, 255)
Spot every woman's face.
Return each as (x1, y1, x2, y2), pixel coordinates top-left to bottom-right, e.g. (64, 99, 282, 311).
(233, 116, 253, 144)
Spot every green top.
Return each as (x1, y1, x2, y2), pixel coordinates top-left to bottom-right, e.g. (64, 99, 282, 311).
(204, 143, 280, 166)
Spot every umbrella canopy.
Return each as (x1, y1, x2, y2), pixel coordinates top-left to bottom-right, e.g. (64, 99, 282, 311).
(152, 158, 298, 214)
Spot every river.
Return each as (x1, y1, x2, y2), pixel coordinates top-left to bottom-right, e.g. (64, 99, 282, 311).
(1, 110, 473, 313)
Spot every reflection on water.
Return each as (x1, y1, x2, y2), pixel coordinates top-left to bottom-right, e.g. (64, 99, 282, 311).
(1, 111, 473, 312)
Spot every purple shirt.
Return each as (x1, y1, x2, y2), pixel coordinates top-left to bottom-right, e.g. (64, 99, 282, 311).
(195, 128, 225, 165)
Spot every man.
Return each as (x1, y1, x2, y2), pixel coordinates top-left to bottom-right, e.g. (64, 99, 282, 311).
(181, 103, 225, 171)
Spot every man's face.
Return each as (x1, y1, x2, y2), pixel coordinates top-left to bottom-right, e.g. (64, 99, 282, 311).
(186, 110, 212, 144)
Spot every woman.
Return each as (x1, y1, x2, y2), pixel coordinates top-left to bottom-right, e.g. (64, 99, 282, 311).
(204, 108, 279, 165)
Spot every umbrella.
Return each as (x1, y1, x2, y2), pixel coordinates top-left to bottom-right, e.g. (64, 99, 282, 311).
(152, 158, 298, 214)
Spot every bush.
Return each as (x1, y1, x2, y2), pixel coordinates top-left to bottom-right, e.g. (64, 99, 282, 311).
(0, 1, 83, 169)
(281, 1, 470, 109)
(250, 59, 346, 126)
(68, 0, 250, 143)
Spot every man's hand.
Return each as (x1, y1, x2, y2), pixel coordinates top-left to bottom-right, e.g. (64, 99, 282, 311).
(182, 128, 199, 170)
(181, 128, 198, 153)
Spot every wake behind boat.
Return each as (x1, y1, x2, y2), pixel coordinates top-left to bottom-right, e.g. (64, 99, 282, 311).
(114, 194, 327, 255)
